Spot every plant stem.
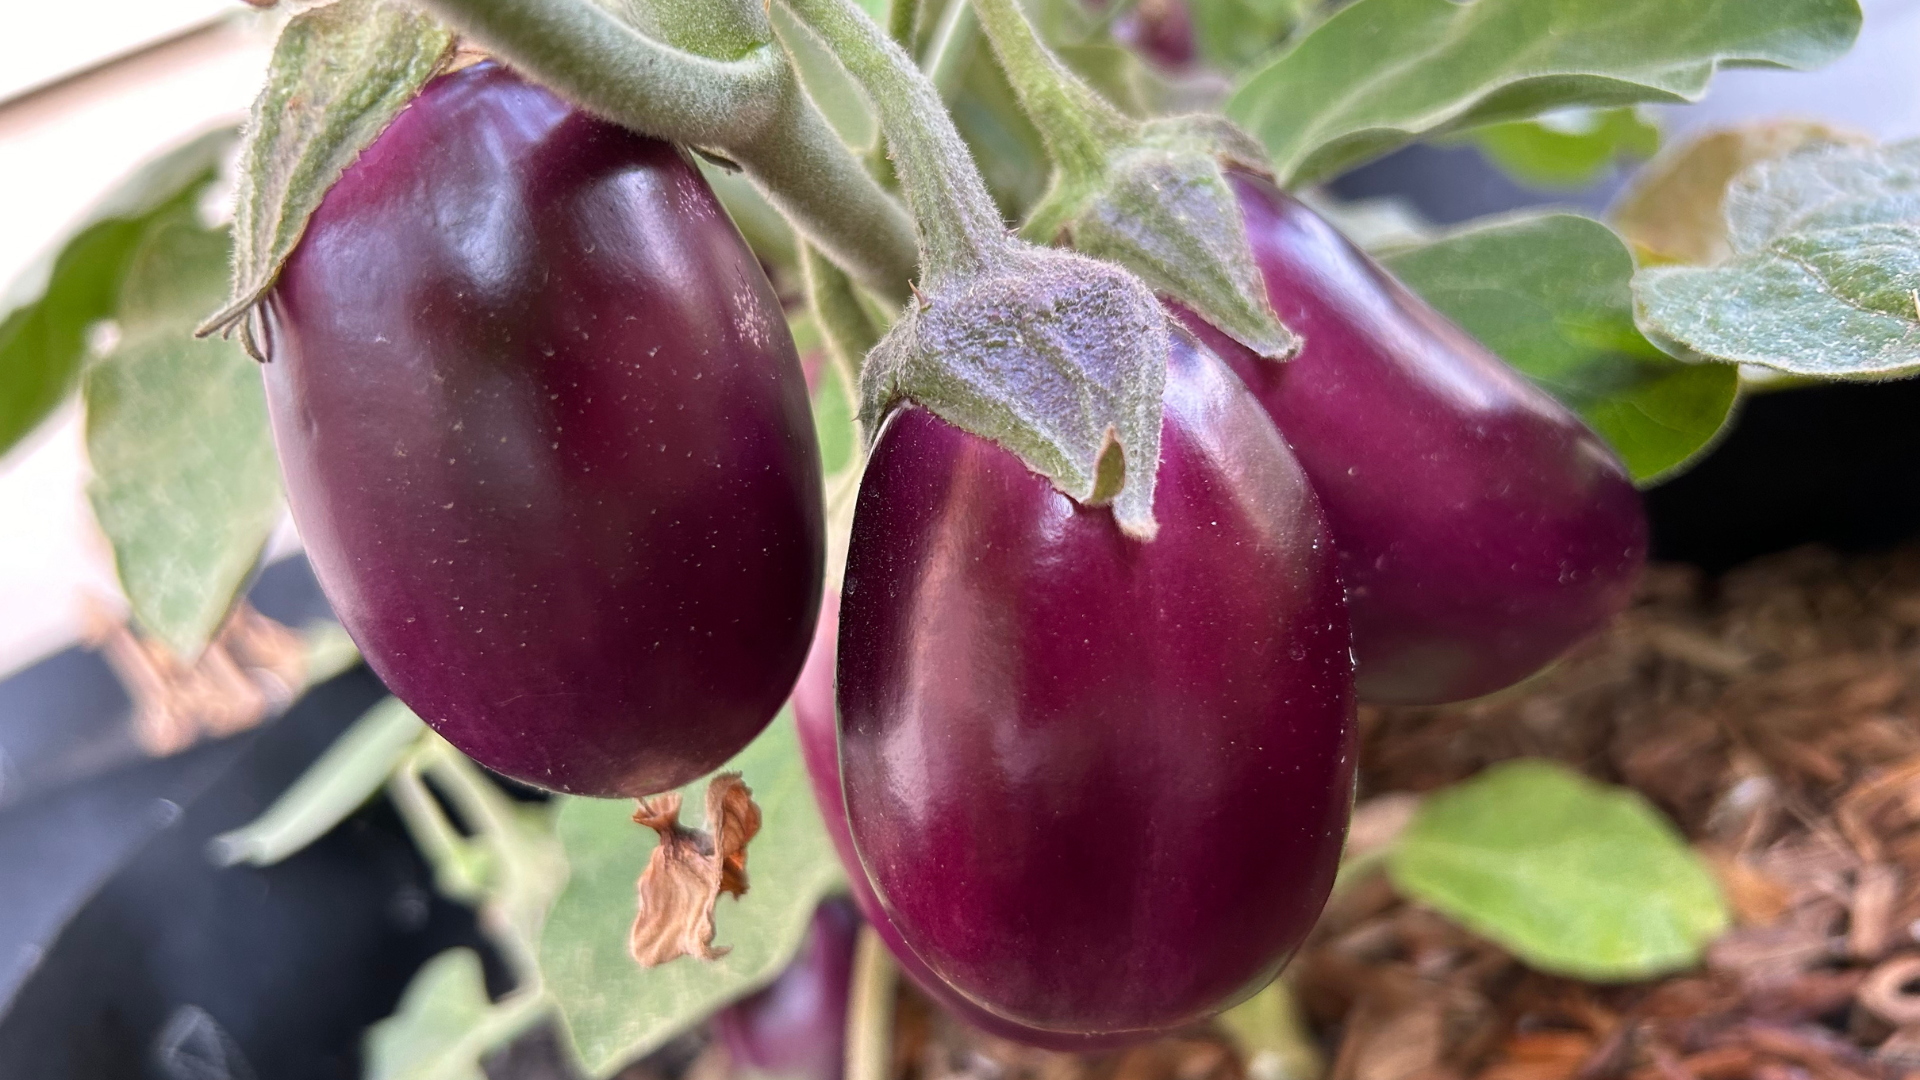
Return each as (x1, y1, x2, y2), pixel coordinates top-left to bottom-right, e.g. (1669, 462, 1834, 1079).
(921, 0, 976, 100)
(413, 0, 916, 296)
(619, 0, 768, 58)
(780, 0, 1009, 286)
(387, 752, 487, 904)
(844, 926, 898, 1080)
(969, 0, 1138, 180)
(739, 89, 918, 300)
(887, 0, 919, 49)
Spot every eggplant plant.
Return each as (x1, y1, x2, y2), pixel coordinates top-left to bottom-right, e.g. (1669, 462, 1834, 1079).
(1, 0, 1911, 1074)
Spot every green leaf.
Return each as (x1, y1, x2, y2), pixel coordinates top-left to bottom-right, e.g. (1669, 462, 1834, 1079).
(0, 128, 236, 460)
(1188, 0, 1313, 73)
(1381, 212, 1738, 484)
(364, 948, 545, 1080)
(1467, 108, 1660, 189)
(540, 713, 843, 1078)
(1217, 979, 1323, 1080)
(83, 217, 284, 656)
(366, 949, 492, 1080)
(1613, 121, 1865, 267)
(1387, 759, 1729, 980)
(1633, 138, 1920, 377)
(208, 697, 423, 868)
(813, 354, 857, 476)
(208, 0, 454, 354)
(1229, 0, 1861, 186)
(1182, 0, 1320, 71)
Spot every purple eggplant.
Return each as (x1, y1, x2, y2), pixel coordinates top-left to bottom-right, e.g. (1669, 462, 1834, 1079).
(835, 331, 1356, 1038)
(714, 897, 860, 1080)
(792, 595, 1126, 1051)
(1112, 0, 1197, 70)
(259, 62, 824, 797)
(1180, 172, 1647, 705)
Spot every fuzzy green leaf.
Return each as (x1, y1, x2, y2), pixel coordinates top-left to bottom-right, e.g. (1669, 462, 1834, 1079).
(1388, 760, 1730, 981)
(1229, 0, 1861, 186)
(1043, 117, 1296, 361)
(84, 218, 283, 656)
(209, 0, 454, 354)
(1468, 108, 1660, 190)
(861, 244, 1171, 539)
(540, 713, 843, 1078)
(1633, 138, 1920, 377)
(1612, 121, 1865, 267)
(0, 128, 235, 460)
(1382, 212, 1738, 484)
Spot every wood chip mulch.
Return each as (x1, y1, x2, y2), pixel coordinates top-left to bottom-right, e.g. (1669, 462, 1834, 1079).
(894, 545, 1920, 1080)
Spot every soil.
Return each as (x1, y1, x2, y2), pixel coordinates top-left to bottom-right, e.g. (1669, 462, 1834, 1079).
(874, 544, 1920, 1080)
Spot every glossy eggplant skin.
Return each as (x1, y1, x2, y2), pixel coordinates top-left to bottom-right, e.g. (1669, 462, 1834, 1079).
(260, 63, 824, 797)
(1181, 172, 1647, 706)
(714, 897, 860, 1080)
(792, 597, 1125, 1051)
(836, 332, 1356, 1038)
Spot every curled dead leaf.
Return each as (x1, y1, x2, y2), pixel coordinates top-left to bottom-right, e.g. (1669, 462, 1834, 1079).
(629, 772, 762, 967)
(1858, 954, 1920, 1028)
(85, 596, 310, 756)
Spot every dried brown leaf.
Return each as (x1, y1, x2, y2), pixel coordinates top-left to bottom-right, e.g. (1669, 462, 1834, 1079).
(628, 772, 762, 967)
(1858, 955, 1920, 1028)
(1702, 850, 1794, 927)
(84, 596, 307, 756)
(1849, 865, 1902, 962)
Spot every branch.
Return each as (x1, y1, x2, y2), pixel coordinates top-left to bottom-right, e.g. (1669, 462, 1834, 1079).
(413, 0, 917, 296)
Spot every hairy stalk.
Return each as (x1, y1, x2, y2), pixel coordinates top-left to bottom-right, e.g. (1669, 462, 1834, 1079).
(969, 0, 1137, 178)
(612, 0, 768, 58)
(887, 0, 920, 48)
(413, 0, 916, 296)
(781, 0, 1009, 284)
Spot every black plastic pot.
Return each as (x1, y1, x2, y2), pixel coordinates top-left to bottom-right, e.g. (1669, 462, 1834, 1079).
(0, 559, 502, 1080)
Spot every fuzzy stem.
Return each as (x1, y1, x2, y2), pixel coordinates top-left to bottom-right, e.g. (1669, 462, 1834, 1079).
(740, 89, 918, 300)
(781, 0, 1009, 285)
(969, 0, 1139, 180)
(621, 0, 769, 58)
(413, 0, 916, 295)
(844, 926, 898, 1080)
(887, 0, 919, 48)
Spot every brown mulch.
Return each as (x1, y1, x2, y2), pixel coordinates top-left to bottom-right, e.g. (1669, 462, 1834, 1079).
(890, 545, 1920, 1080)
